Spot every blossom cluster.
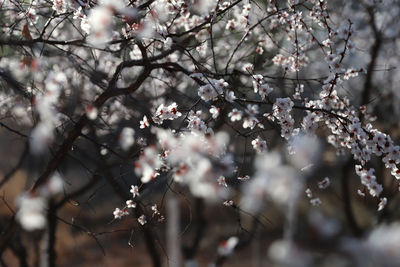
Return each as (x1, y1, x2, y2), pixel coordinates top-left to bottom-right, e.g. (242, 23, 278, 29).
(273, 98, 296, 140)
(197, 78, 229, 102)
(152, 102, 182, 125)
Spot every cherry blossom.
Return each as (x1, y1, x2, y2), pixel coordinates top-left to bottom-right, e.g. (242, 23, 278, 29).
(228, 108, 243, 122)
(152, 102, 182, 125)
(138, 215, 147, 225)
(126, 200, 137, 208)
(130, 185, 140, 198)
(225, 90, 237, 103)
(209, 106, 220, 119)
(113, 208, 129, 219)
(140, 115, 150, 129)
(197, 79, 228, 102)
(251, 136, 268, 153)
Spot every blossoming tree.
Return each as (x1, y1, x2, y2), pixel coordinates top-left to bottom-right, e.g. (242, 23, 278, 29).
(1, 0, 400, 265)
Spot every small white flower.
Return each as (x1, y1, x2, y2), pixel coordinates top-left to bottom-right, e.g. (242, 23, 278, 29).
(245, 104, 259, 116)
(391, 168, 400, 179)
(197, 79, 227, 101)
(322, 38, 333, 47)
(140, 115, 150, 129)
(378, 197, 387, 211)
(242, 63, 254, 72)
(52, 0, 68, 14)
(226, 19, 236, 30)
(337, 24, 352, 39)
(228, 108, 243, 122)
(80, 18, 91, 35)
(113, 208, 129, 219)
(209, 105, 220, 119)
(258, 84, 273, 100)
(126, 200, 136, 208)
(242, 117, 258, 129)
(251, 136, 267, 153)
(225, 90, 236, 103)
(130, 185, 140, 198)
(152, 102, 182, 125)
(138, 215, 147, 225)
(369, 182, 383, 197)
